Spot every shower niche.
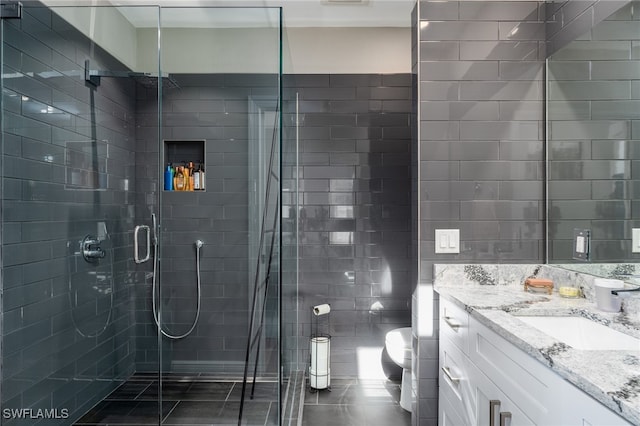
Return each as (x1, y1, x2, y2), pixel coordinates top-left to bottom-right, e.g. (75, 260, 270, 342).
(163, 139, 206, 191)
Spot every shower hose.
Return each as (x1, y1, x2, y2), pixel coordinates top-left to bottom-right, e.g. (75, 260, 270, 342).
(151, 219, 202, 339)
(68, 225, 114, 338)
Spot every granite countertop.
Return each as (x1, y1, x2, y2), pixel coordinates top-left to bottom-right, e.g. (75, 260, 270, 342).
(435, 284, 640, 425)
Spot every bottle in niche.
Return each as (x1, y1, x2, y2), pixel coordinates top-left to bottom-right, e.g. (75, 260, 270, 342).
(174, 165, 186, 191)
(164, 163, 174, 191)
(193, 164, 201, 190)
(188, 161, 195, 191)
(199, 164, 205, 191)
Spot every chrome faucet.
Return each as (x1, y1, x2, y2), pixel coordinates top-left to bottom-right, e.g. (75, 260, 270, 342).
(611, 273, 640, 295)
(611, 287, 640, 296)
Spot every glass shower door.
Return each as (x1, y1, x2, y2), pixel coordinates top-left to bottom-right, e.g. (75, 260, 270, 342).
(154, 6, 283, 425)
(0, 4, 161, 425)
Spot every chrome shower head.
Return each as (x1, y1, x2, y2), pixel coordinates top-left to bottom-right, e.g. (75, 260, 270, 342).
(195, 240, 204, 249)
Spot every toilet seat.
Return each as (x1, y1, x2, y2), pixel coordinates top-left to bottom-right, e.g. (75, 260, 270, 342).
(385, 327, 412, 370)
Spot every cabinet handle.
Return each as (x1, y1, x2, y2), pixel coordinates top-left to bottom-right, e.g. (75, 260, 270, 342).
(441, 366, 461, 384)
(443, 316, 460, 330)
(489, 400, 501, 426)
(500, 411, 512, 426)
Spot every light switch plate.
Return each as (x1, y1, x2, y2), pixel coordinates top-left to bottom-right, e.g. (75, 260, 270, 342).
(435, 229, 460, 254)
(633, 228, 640, 253)
(573, 228, 590, 261)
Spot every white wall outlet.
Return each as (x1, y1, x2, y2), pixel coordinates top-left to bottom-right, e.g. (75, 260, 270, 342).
(435, 229, 460, 254)
(633, 228, 640, 253)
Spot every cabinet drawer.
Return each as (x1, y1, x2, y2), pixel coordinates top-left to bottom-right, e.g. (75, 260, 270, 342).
(440, 335, 475, 426)
(469, 317, 553, 424)
(440, 298, 469, 354)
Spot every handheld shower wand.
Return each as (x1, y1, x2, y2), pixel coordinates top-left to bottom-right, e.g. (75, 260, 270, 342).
(150, 214, 203, 339)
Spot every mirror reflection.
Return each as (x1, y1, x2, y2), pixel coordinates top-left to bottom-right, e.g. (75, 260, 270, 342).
(547, 1, 640, 272)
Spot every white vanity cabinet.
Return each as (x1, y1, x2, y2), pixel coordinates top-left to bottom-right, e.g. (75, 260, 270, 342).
(438, 298, 633, 426)
(440, 332, 534, 426)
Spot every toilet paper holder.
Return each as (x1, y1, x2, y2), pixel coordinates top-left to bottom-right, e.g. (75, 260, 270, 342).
(309, 304, 331, 392)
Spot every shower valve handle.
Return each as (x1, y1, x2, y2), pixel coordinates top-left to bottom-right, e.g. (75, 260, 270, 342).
(82, 235, 105, 262)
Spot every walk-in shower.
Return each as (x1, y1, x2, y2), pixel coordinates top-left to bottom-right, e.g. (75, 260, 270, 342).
(0, 3, 293, 425)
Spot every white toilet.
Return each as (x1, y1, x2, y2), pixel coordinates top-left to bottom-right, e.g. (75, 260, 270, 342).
(385, 327, 412, 412)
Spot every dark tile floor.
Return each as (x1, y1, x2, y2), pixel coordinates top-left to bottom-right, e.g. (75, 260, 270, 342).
(74, 378, 279, 425)
(302, 379, 411, 426)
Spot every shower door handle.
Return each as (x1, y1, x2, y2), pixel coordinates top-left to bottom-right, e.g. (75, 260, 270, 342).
(134, 225, 151, 264)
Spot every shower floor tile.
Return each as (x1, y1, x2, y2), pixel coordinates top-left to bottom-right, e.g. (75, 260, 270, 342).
(138, 381, 198, 401)
(74, 378, 278, 425)
(75, 400, 178, 424)
(161, 400, 226, 424)
(217, 401, 273, 425)
(228, 381, 278, 401)
(105, 381, 154, 400)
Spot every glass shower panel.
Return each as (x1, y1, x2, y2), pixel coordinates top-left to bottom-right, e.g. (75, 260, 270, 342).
(155, 7, 281, 425)
(1, 4, 160, 425)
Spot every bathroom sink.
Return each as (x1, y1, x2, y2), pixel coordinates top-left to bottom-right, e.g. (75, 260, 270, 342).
(516, 316, 640, 351)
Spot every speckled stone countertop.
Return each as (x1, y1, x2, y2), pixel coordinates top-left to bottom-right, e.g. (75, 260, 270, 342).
(433, 264, 640, 425)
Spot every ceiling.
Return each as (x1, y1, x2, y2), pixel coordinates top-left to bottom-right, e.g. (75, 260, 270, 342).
(106, 0, 415, 28)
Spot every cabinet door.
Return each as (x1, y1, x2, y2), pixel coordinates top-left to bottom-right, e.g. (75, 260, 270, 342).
(557, 377, 633, 426)
(469, 316, 551, 424)
(440, 393, 469, 426)
(468, 356, 536, 426)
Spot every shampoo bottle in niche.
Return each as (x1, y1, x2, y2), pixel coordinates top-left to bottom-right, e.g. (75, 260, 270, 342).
(193, 164, 201, 190)
(174, 165, 186, 191)
(164, 164, 174, 191)
(199, 164, 205, 191)
(188, 161, 195, 191)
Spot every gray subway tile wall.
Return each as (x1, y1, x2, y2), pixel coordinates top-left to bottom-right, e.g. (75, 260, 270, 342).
(282, 74, 413, 377)
(416, 1, 546, 424)
(2, 5, 138, 424)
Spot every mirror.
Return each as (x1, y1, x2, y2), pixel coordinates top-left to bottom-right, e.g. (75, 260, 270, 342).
(547, 1, 640, 275)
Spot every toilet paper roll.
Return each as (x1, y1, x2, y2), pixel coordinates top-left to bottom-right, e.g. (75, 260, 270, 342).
(310, 337, 330, 370)
(313, 304, 331, 316)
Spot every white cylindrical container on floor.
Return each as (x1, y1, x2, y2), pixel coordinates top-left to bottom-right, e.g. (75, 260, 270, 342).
(309, 336, 330, 389)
